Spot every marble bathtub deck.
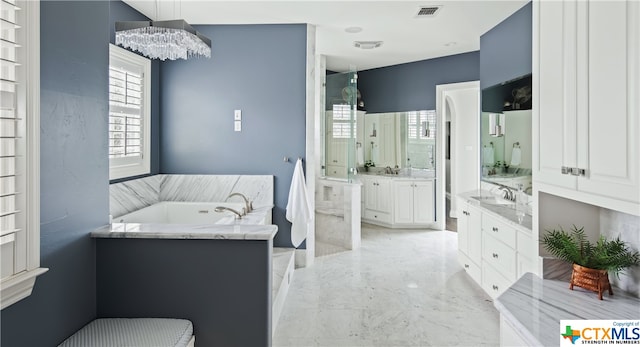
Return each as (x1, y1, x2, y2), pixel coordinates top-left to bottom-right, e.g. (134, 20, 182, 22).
(273, 224, 499, 346)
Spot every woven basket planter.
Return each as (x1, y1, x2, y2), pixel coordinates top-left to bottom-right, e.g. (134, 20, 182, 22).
(569, 263, 613, 300)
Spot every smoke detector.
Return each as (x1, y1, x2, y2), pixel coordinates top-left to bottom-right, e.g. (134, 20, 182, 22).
(416, 5, 441, 17)
(354, 41, 383, 49)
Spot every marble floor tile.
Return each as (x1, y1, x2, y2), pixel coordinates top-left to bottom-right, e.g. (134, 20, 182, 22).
(273, 224, 499, 347)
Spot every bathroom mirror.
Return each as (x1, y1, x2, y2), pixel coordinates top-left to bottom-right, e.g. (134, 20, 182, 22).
(356, 110, 436, 172)
(480, 74, 533, 194)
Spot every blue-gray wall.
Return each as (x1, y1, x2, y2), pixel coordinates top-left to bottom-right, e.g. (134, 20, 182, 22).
(0, 1, 110, 345)
(480, 2, 532, 89)
(357, 51, 480, 113)
(159, 24, 307, 248)
(109, 0, 161, 183)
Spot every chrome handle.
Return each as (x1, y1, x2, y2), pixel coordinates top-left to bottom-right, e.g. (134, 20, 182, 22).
(464, 264, 469, 269)
(571, 168, 586, 176)
(492, 285, 499, 291)
(492, 253, 499, 258)
(493, 227, 498, 232)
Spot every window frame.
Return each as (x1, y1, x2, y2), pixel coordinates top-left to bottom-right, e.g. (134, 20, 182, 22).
(108, 44, 151, 180)
(0, 0, 48, 310)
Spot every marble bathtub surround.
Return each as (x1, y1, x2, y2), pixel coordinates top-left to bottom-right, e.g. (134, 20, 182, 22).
(110, 174, 274, 218)
(92, 223, 278, 241)
(495, 273, 640, 346)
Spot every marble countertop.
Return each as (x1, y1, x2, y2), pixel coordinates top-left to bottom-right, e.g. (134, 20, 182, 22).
(357, 171, 436, 180)
(458, 190, 532, 231)
(495, 272, 640, 346)
(92, 223, 278, 240)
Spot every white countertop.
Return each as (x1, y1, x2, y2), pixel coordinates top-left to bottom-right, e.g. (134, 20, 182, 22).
(357, 171, 436, 180)
(458, 190, 533, 231)
(495, 272, 640, 346)
(92, 223, 278, 241)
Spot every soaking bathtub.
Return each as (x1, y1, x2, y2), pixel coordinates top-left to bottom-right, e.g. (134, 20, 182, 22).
(113, 201, 272, 225)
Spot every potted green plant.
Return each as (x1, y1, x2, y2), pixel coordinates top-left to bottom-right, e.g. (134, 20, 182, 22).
(541, 225, 640, 300)
(364, 160, 375, 172)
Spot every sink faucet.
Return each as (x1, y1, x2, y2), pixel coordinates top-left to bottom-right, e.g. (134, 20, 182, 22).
(499, 186, 515, 202)
(226, 192, 253, 213)
(214, 206, 245, 219)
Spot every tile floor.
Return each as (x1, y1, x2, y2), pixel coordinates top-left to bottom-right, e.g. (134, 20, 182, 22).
(273, 223, 499, 346)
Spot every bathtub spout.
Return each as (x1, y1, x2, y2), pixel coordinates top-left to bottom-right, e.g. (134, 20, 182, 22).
(226, 193, 253, 213)
(214, 206, 245, 219)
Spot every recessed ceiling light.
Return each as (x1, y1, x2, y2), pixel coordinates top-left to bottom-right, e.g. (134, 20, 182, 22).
(354, 41, 383, 49)
(345, 26, 363, 34)
(444, 41, 457, 47)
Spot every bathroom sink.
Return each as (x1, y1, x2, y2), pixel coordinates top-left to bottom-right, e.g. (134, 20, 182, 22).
(471, 196, 514, 206)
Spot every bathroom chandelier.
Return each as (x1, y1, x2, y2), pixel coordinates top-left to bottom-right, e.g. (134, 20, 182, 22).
(115, 19, 211, 61)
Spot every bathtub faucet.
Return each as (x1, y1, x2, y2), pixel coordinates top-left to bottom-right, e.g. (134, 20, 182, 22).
(226, 192, 253, 213)
(214, 206, 245, 219)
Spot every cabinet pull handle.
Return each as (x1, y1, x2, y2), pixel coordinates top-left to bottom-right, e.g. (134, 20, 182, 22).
(492, 253, 499, 258)
(464, 264, 469, 269)
(492, 285, 499, 291)
(562, 166, 586, 176)
(493, 227, 498, 232)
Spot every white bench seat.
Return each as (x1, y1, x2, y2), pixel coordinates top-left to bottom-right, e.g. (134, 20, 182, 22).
(58, 318, 194, 347)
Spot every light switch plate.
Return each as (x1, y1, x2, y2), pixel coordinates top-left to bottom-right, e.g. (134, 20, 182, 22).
(234, 120, 241, 132)
(234, 109, 242, 121)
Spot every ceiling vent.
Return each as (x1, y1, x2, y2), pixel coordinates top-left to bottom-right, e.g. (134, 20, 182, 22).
(416, 6, 441, 17)
(354, 41, 383, 49)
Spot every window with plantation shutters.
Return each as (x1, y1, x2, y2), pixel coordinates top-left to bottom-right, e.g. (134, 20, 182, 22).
(108, 44, 150, 180)
(0, 0, 47, 310)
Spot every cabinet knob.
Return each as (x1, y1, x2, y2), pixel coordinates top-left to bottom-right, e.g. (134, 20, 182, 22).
(492, 285, 499, 291)
(464, 264, 469, 269)
(492, 227, 498, 232)
(492, 253, 499, 258)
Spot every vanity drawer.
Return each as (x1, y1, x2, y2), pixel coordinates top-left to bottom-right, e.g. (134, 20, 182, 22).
(482, 214, 516, 248)
(363, 209, 391, 224)
(482, 233, 517, 281)
(458, 251, 481, 285)
(482, 261, 512, 299)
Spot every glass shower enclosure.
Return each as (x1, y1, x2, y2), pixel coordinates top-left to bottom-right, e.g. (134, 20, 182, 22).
(322, 71, 358, 182)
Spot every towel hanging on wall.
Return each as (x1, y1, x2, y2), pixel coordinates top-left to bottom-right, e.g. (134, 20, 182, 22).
(286, 158, 313, 248)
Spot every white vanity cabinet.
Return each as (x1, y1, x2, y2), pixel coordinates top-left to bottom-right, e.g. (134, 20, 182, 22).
(534, 0, 640, 214)
(457, 194, 534, 299)
(361, 175, 435, 227)
(361, 176, 392, 224)
(457, 198, 482, 284)
(392, 180, 434, 225)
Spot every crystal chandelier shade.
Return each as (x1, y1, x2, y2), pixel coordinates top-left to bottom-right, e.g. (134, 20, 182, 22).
(116, 20, 211, 61)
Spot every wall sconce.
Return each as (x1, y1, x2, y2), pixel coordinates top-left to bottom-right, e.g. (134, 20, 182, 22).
(489, 113, 505, 137)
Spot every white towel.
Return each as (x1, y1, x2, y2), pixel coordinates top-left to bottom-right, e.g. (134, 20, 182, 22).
(510, 147, 522, 166)
(356, 146, 365, 165)
(286, 158, 313, 248)
(483, 146, 495, 166)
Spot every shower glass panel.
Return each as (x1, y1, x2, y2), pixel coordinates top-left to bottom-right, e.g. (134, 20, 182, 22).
(323, 70, 357, 182)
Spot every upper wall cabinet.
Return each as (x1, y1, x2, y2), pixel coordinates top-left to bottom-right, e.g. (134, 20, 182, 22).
(534, 0, 640, 215)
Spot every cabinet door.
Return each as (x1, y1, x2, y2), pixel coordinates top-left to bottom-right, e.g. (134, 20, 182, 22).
(393, 181, 413, 224)
(413, 181, 434, 224)
(376, 179, 392, 213)
(577, 0, 640, 204)
(363, 179, 377, 211)
(534, 0, 579, 189)
(457, 199, 469, 254)
(467, 205, 482, 265)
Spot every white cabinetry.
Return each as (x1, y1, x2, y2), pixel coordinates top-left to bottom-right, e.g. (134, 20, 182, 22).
(457, 199, 482, 284)
(361, 176, 392, 224)
(393, 180, 434, 224)
(457, 195, 533, 299)
(361, 176, 435, 228)
(534, 0, 640, 214)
